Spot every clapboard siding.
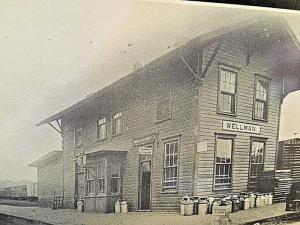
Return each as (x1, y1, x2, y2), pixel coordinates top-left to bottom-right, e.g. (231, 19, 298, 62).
(37, 159, 63, 207)
(196, 38, 282, 195)
(60, 57, 198, 211)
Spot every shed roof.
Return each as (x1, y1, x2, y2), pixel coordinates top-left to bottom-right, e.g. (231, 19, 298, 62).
(37, 16, 300, 126)
(28, 150, 63, 167)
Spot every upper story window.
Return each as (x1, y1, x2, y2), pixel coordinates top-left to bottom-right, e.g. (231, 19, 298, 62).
(157, 89, 172, 122)
(162, 140, 179, 190)
(218, 67, 237, 115)
(97, 118, 107, 141)
(253, 76, 270, 120)
(214, 136, 233, 190)
(112, 113, 123, 136)
(74, 127, 83, 147)
(157, 98, 171, 122)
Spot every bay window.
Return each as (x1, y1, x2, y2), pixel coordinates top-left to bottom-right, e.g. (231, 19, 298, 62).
(86, 166, 95, 195)
(96, 161, 105, 194)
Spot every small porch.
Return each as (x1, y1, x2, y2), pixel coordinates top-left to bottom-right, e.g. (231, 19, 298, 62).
(75, 149, 127, 213)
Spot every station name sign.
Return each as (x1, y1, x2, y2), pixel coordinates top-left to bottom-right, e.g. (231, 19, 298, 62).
(222, 120, 261, 134)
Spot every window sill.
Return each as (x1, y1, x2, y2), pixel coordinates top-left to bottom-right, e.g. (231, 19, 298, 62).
(217, 112, 237, 117)
(212, 188, 232, 192)
(160, 190, 178, 194)
(252, 117, 268, 123)
(160, 187, 178, 194)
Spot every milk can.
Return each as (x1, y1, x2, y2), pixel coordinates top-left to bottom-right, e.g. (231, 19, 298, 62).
(77, 200, 84, 212)
(256, 194, 262, 208)
(121, 200, 128, 213)
(244, 197, 250, 210)
(268, 193, 273, 205)
(115, 199, 121, 213)
(249, 193, 256, 208)
(264, 194, 269, 206)
(232, 197, 240, 213)
(198, 198, 208, 215)
(238, 196, 245, 210)
(193, 196, 199, 215)
(180, 196, 193, 216)
(261, 194, 268, 206)
(207, 196, 215, 214)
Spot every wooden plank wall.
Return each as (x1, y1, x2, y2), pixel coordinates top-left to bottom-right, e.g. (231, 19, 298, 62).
(37, 159, 63, 208)
(60, 56, 198, 211)
(196, 38, 282, 196)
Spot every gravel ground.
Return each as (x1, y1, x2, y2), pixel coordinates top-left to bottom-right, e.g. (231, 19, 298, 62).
(0, 203, 288, 225)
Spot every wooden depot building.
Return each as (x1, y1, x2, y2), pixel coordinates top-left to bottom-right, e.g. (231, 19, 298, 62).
(36, 17, 300, 213)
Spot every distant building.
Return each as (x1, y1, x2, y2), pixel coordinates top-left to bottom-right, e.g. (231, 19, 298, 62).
(37, 17, 300, 213)
(29, 151, 63, 207)
(277, 138, 300, 182)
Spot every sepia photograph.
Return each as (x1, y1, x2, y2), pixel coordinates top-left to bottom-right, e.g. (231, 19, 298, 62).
(0, 0, 300, 224)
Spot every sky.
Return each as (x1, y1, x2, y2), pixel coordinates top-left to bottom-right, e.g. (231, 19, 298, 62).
(0, 0, 299, 182)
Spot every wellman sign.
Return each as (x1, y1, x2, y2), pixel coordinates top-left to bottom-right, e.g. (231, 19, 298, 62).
(222, 120, 261, 134)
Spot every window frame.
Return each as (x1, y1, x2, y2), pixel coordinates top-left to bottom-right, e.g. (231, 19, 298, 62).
(156, 97, 172, 122)
(217, 65, 238, 116)
(112, 112, 123, 136)
(252, 75, 270, 121)
(97, 117, 107, 141)
(95, 161, 106, 195)
(74, 126, 83, 148)
(248, 138, 266, 180)
(162, 140, 179, 192)
(213, 134, 235, 191)
(110, 159, 121, 194)
(86, 165, 96, 196)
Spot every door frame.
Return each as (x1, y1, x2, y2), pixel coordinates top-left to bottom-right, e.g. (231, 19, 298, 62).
(137, 145, 153, 211)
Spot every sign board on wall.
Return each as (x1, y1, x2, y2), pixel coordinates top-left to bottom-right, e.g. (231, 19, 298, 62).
(222, 120, 261, 134)
(138, 146, 153, 155)
(197, 141, 208, 153)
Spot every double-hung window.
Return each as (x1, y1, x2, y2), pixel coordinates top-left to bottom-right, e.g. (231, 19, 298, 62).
(111, 162, 121, 193)
(163, 141, 179, 190)
(157, 98, 171, 121)
(96, 161, 105, 194)
(112, 113, 123, 136)
(253, 76, 270, 120)
(86, 166, 95, 195)
(74, 127, 83, 147)
(249, 139, 265, 177)
(97, 118, 107, 141)
(218, 67, 237, 115)
(214, 137, 233, 190)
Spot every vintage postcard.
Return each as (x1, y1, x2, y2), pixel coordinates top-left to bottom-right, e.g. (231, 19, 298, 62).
(0, 0, 299, 224)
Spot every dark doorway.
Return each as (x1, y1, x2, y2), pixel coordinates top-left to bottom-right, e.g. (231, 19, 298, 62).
(75, 164, 85, 208)
(141, 171, 151, 210)
(139, 159, 151, 210)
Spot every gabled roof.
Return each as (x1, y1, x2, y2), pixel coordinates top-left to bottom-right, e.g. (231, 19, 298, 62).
(37, 16, 300, 126)
(28, 150, 62, 167)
